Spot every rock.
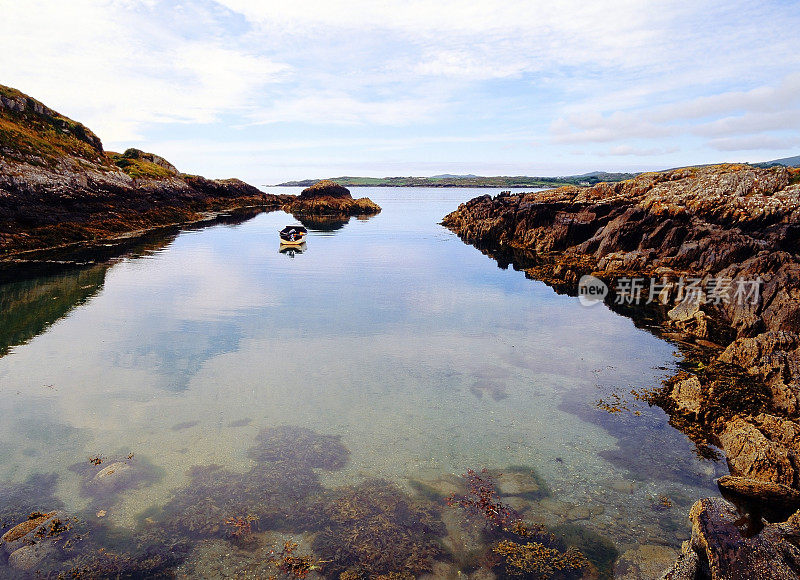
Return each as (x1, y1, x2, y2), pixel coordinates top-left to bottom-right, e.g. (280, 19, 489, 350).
(659, 546, 699, 580)
(613, 544, 680, 580)
(493, 468, 545, 499)
(1, 83, 288, 256)
(610, 480, 638, 494)
(298, 179, 352, 200)
(668, 299, 702, 323)
(566, 505, 591, 521)
(0, 510, 68, 556)
(660, 498, 800, 579)
(716, 416, 798, 487)
(671, 375, 702, 416)
(716, 475, 800, 509)
(92, 461, 132, 485)
(7, 541, 57, 572)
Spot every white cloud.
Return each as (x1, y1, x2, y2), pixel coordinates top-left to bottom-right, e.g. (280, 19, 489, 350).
(709, 134, 800, 152)
(0, 0, 289, 141)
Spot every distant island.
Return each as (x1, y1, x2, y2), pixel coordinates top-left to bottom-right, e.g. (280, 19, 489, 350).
(275, 156, 800, 188)
(274, 172, 639, 188)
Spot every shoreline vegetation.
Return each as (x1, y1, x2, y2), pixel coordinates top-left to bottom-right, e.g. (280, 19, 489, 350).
(442, 163, 800, 578)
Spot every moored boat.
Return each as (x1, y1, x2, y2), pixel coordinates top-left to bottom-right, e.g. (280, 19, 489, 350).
(279, 225, 307, 246)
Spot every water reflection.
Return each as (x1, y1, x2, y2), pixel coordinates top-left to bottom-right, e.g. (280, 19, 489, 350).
(292, 212, 377, 232)
(0, 264, 108, 357)
(279, 242, 307, 257)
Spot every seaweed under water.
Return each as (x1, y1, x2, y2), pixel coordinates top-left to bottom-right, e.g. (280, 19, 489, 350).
(311, 479, 445, 579)
(446, 469, 597, 579)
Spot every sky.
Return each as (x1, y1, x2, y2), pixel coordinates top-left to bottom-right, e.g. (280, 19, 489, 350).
(1, 0, 799, 184)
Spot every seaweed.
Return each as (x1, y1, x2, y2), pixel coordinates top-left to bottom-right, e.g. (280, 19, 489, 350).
(247, 425, 350, 470)
(311, 479, 445, 578)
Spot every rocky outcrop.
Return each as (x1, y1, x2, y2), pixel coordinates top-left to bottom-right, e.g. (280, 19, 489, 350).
(660, 498, 800, 579)
(283, 179, 381, 217)
(298, 179, 352, 200)
(442, 163, 800, 576)
(0, 83, 289, 256)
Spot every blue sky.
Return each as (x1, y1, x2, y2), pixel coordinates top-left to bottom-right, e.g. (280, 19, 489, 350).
(2, 0, 799, 183)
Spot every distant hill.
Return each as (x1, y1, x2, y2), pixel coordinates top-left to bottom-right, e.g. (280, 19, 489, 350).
(275, 172, 639, 188)
(753, 154, 800, 168)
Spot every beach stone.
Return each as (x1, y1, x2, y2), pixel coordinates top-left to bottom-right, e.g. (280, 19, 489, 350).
(614, 544, 680, 579)
(7, 541, 57, 572)
(611, 480, 638, 494)
(494, 469, 542, 498)
(566, 505, 591, 521)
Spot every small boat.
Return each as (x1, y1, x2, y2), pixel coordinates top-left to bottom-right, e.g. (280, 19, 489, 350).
(279, 225, 308, 246)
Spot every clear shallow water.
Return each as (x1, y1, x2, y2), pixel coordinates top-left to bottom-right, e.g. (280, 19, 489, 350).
(0, 188, 723, 575)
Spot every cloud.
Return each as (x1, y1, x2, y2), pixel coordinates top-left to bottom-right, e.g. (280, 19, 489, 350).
(709, 134, 800, 152)
(550, 73, 800, 152)
(600, 145, 679, 157)
(0, 0, 289, 141)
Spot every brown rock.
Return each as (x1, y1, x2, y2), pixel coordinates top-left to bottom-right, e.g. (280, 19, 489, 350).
(716, 416, 799, 487)
(299, 179, 352, 200)
(667, 498, 800, 579)
(671, 375, 702, 416)
(716, 475, 800, 509)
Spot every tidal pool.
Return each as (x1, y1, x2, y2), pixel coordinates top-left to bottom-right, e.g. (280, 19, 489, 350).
(0, 188, 723, 577)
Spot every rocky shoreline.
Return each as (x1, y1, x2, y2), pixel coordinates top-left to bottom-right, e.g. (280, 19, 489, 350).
(442, 163, 800, 578)
(0, 85, 380, 259)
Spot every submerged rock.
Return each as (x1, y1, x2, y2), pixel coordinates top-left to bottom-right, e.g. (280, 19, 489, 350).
(69, 455, 160, 502)
(614, 544, 680, 580)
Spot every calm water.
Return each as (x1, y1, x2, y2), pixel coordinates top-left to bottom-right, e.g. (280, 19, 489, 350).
(0, 188, 722, 576)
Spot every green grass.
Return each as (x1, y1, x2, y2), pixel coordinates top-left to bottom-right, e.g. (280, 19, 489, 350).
(0, 84, 107, 167)
(107, 152, 173, 179)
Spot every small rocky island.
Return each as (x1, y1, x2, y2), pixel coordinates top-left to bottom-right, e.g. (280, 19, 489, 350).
(443, 164, 800, 578)
(282, 179, 381, 217)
